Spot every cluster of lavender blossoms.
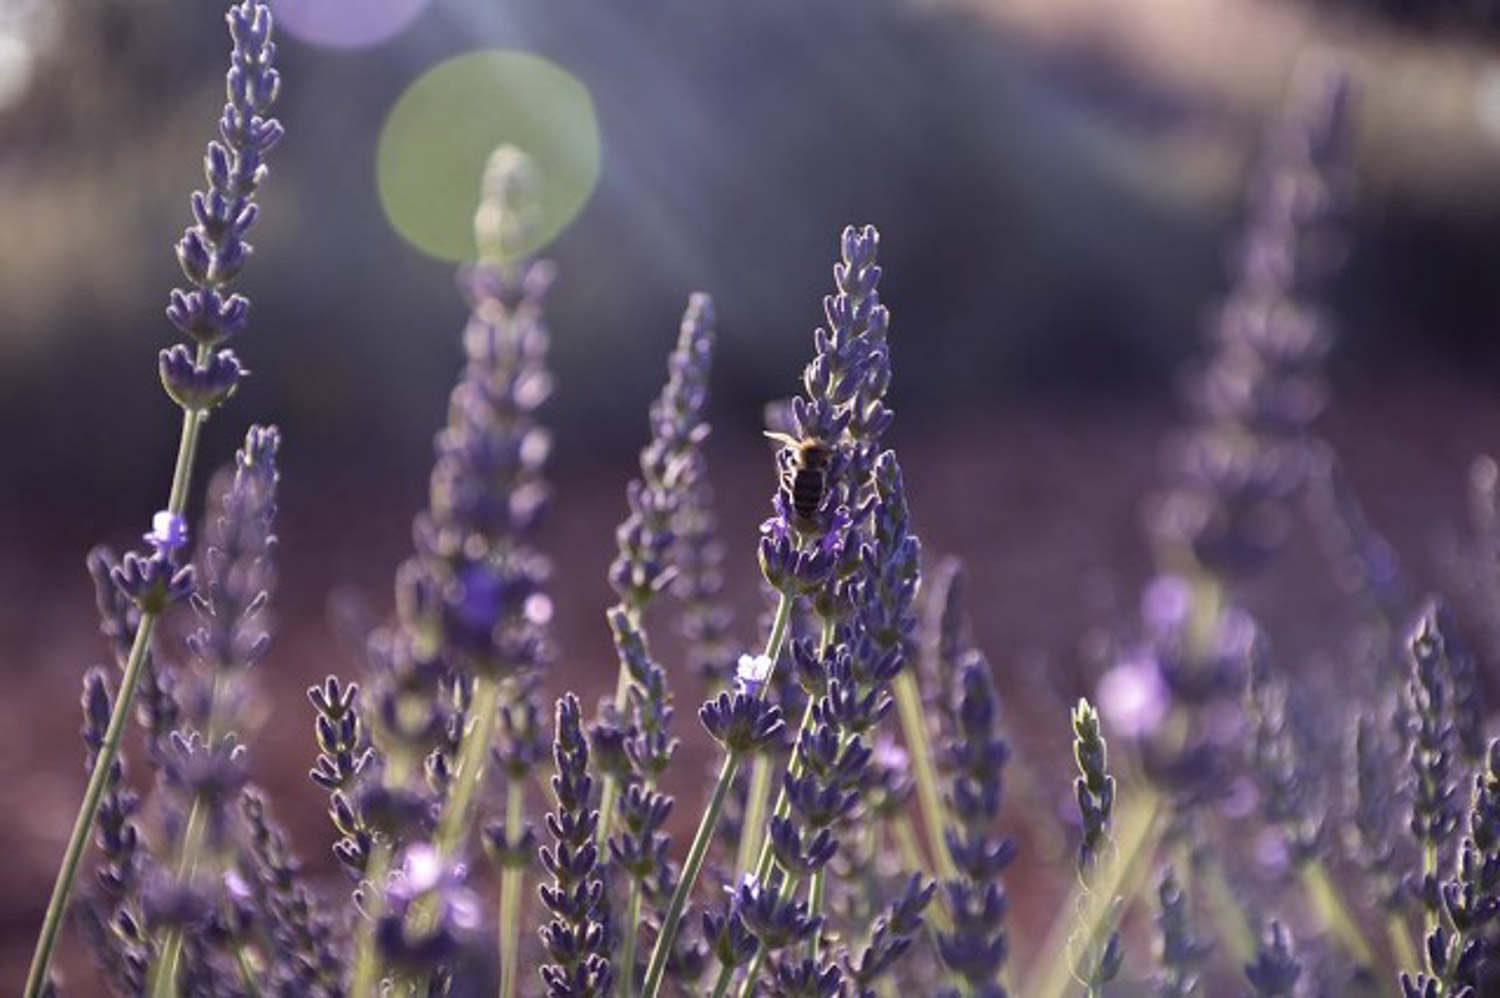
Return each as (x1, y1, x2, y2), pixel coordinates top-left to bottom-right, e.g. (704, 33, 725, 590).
(32, 15, 1500, 998)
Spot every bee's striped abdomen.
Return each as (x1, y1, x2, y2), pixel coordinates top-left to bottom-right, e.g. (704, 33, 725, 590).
(790, 467, 825, 524)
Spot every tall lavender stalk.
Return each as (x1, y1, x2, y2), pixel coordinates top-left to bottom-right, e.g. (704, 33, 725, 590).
(347, 144, 557, 994)
(24, 4, 281, 993)
(150, 425, 282, 995)
(589, 292, 715, 994)
(639, 225, 892, 998)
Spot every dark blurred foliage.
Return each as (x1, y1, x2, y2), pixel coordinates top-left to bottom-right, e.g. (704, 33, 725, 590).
(1302, 0, 1500, 36)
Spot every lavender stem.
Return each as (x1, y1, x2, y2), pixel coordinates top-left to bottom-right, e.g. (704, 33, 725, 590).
(640, 751, 741, 998)
(893, 668, 958, 880)
(498, 778, 525, 998)
(26, 339, 215, 998)
(742, 614, 835, 880)
(25, 613, 162, 997)
(640, 590, 795, 998)
(149, 667, 232, 996)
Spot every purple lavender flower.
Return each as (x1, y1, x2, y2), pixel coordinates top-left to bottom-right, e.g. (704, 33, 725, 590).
(734, 871, 823, 953)
(1406, 610, 1461, 911)
(1245, 920, 1302, 997)
(1246, 647, 1325, 866)
(75, 669, 152, 994)
(673, 469, 740, 687)
(539, 694, 612, 997)
(1151, 73, 1349, 580)
(1153, 868, 1213, 997)
(609, 293, 716, 609)
(699, 689, 787, 755)
(111, 545, 195, 616)
(240, 788, 344, 994)
(375, 843, 485, 975)
(844, 872, 935, 993)
(1347, 713, 1407, 914)
(935, 659, 1015, 993)
(160, 0, 283, 410)
(185, 425, 281, 726)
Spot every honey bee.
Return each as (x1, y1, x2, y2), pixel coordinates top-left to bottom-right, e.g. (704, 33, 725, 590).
(764, 431, 834, 533)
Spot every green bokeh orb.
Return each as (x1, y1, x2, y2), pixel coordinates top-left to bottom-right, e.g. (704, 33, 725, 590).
(376, 50, 601, 262)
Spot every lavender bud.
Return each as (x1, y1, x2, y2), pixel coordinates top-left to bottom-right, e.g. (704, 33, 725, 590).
(1245, 921, 1302, 997)
(159, 345, 244, 411)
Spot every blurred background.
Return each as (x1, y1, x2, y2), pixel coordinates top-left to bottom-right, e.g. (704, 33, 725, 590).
(2, 0, 1499, 990)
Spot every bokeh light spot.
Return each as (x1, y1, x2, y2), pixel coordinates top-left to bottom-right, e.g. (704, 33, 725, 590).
(0, 33, 34, 111)
(270, 0, 430, 50)
(376, 50, 601, 263)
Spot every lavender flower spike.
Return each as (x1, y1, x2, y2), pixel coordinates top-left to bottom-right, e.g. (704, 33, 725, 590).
(539, 694, 612, 997)
(25, 5, 282, 994)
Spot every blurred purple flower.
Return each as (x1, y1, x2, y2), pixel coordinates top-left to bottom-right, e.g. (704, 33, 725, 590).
(1097, 653, 1171, 739)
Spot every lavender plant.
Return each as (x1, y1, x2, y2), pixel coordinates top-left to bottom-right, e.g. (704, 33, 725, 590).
(25, 3, 282, 994)
(35, 17, 1500, 998)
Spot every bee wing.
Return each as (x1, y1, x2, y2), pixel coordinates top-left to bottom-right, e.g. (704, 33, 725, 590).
(762, 430, 799, 449)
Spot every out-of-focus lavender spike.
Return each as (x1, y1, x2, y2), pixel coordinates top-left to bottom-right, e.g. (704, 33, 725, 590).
(921, 556, 967, 729)
(241, 789, 345, 994)
(1405, 609, 1460, 930)
(349, 150, 561, 960)
(374, 842, 487, 981)
(608, 292, 716, 611)
(1246, 646, 1325, 867)
(186, 424, 281, 730)
(674, 471, 739, 689)
(1346, 713, 1407, 914)
(1152, 868, 1212, 997)
(1430, 602, 1486, 765)
(1245, 920, 1302, 997)
(1150, 71, 1351, 580)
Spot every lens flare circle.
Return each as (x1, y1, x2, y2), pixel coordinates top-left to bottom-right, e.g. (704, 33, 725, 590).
(376, 50, 601, 263)
(270, 0, 430, 50)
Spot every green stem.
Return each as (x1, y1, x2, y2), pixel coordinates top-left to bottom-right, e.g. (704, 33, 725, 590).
(26, 386, 209, 998)
(234, 942, 262, 998)
(436, 673, 503, 856)
(498, 781, 525, 998)
(736, 746, 775, 875)
(151, 670, 233, 997)
(1386, 910, 1418, 977)
(709, 963, 735, 998)
(889, 814, 952, 935)
(1298, 859, 1377, 970)
(734, 594, 799, 873)
(24, 611, 161, 998)
(808, 869, 826, 962)
(640, 752, 741, 998)
(620, 879, 643, 997)
(406, 671, 503, 996)
(595, 663, 633, 852)
(350, 841, 394, 998)
(1200, 854, 1256, 968)
(1422, 842, 1439, 937)
(893, 669, 957, 881)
